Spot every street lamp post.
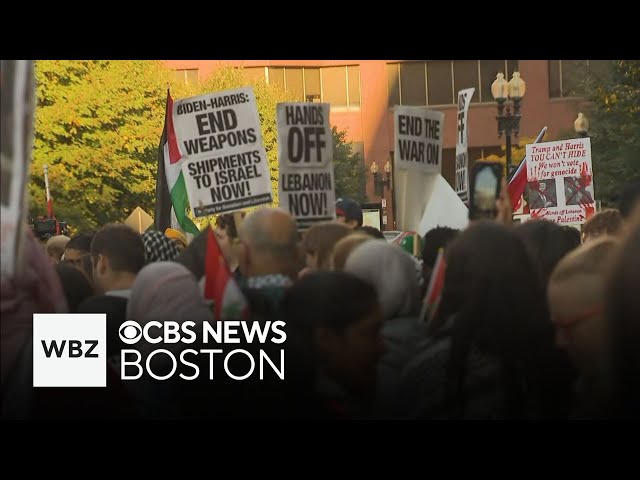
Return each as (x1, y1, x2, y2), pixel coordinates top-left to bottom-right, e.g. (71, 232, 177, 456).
(574, 112, 589, 138)
(491, 72, 526, 177)
(370, 160, 392, 197)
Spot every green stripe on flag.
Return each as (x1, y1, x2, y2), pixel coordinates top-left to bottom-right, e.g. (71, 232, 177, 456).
(170, 171, 200, 235)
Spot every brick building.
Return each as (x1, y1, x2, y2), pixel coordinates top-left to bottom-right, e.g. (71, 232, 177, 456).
(164, 60, 601, 229)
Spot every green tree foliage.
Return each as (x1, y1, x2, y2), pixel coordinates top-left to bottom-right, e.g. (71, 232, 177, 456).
(31, 62, 368, 232)
(332, 126, 367, 203)
(31, 60, 170, 232)
(583, 60, 640, 206)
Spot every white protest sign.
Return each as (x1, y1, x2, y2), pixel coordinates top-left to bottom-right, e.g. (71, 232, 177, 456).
(418, 174, 469, 235)
(176, 87, 272, 217)
(526, 137, 595, 225)
(277, 102, 335, 230)
(455, 88, 474, 204)
(394, 106, 444, 174)
(1, 60, 35, 278)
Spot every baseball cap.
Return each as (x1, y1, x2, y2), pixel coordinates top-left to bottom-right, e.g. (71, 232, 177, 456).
(335, 198, 363, 227)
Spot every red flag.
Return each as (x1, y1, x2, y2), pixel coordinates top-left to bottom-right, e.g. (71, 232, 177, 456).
(508, 126, 547, 213)
(165, 92, 182, 165)
(508, 159, 528, 212)
(420, 248, 447, 326)
(204, 228, 249, 321)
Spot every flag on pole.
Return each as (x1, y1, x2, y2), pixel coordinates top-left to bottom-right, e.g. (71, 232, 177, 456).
(507, 126, 547, 212)
(155, 90, 200, 236)
(419, 248, 446, 327)
(204, 227, 249, 321)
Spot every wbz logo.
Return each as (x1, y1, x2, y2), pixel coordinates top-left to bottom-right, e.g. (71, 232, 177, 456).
(41, 339, 99, 358)
(33, 314, 106, 387)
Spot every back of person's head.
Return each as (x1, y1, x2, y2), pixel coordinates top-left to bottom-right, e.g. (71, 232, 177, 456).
(55, 263, 94, 313)
(344, 240, 420, 320)
(356, 225, 385, 240)
(421, 226, 460, 283)
(91, 223, 145, 275)
(441, 221, 549, 356)
(331, 233, 372, 271)
(562, 225, 582, 247)
(45, 235, 70, 263)
(550, 236, 618, 284)
(618, 181, 640, 220)
(548, 236, 619, 372)
(127, 261, 212, 325)
(583, 209, 624, 243)
(605, 212, 640, 416)
(514, 219, 581, 286)
(281, 270, 384, 400)
(65, 233, 94, 255)
(440, 221, 571, 417)
(302, 222, 352, 270)
(142, 230, 181, 263)
(238, 208, 299, 278)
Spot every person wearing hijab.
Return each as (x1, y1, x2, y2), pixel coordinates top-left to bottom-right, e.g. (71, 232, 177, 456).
(343, 240, 425, 417)
(122, 261, 213, 418)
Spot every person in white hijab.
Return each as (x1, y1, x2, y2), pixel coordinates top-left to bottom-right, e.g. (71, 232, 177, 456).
(344, 240, 421, 320)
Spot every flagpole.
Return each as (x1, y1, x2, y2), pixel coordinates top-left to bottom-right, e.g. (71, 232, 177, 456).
(507, 126, 547, 183)
(43, 164, 51, 217)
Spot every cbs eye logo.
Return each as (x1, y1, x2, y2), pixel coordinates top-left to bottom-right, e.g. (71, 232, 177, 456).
(119, 321, 142, 345)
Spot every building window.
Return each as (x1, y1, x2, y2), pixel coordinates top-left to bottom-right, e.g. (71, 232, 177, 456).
(427, 60, 453, 105)
(173, 69, 199, 85)
(548, 60, 610, 98)
(266, 65, 360, 109)
(400, 62, 426, 106)
(242, 67, 267, 83)
(387, 60, 518, 107)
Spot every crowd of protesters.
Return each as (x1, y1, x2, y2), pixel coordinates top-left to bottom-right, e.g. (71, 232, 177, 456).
(1, 181, 639, 420)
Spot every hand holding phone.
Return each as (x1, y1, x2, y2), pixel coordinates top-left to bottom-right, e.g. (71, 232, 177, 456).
(469, 162, 503, 221)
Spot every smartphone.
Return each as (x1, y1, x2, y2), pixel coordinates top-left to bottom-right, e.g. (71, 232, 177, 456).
(469, 162, 503, 220)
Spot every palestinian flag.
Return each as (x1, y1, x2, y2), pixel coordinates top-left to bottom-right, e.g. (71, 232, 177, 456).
(419, 247, 446, 326)
(204, 227, 249, 321)
(154, 90, 200, 236)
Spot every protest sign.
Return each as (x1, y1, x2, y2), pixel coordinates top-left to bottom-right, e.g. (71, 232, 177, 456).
(1, 60, 35, 278)
(526, 138, 595, 225)
(277, 102, 335, 230)
(455, 88, 474, 204)
(394, 106, 444, 174)
(125, 206, 154, 234)
(177, 87, 272, 217)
